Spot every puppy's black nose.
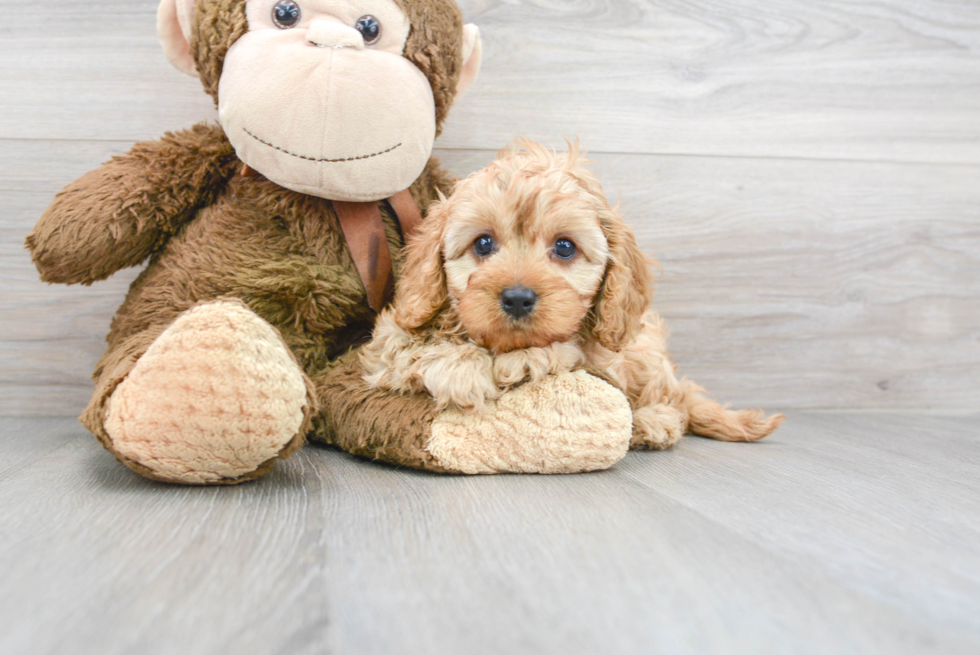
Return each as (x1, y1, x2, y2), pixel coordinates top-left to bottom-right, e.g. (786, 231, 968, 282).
(500, 286, 538, 319)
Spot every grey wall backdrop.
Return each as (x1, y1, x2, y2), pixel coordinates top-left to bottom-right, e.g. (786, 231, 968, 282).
(2, 0, 978, 415)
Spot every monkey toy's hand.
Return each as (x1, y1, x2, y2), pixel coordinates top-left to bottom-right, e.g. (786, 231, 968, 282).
(26, 125, 238, 285)
(314, 357, 632, 475)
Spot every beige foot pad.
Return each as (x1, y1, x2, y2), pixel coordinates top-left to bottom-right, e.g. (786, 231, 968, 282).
(426, 370, 632, 475)
(105, 301, 309, 484)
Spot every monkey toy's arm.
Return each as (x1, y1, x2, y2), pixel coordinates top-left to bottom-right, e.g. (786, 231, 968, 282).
(27, 123, 238, 285)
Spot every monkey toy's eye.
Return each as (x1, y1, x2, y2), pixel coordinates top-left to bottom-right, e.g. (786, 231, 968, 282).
(355, 15, 382, 44)
(473, 235, 495, 258)
(272, 0, 301, 29)
(554, 238, 577, 260)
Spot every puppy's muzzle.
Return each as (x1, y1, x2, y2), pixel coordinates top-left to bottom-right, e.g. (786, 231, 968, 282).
(500, 286, 538, 320)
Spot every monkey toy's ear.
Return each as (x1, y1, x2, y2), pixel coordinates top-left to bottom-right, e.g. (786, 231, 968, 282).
(457, 24, 483, 98)
(157, 0, 197, 77)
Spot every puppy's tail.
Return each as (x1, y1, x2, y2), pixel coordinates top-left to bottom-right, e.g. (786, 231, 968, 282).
(679, 378, 784, 442)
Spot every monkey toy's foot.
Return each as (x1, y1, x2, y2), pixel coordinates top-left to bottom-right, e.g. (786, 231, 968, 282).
(425, 370, 633, 474)
(104, 301, 313, 484)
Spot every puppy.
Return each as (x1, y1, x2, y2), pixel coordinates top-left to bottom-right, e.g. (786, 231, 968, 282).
(362, 140, 783, 449)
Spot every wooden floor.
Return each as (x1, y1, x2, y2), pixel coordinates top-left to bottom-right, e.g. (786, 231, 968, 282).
(1, 412, 978, 655)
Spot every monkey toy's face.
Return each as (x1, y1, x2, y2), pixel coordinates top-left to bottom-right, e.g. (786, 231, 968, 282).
(159, 0, 481, 202)
(221, 0, 433, 201)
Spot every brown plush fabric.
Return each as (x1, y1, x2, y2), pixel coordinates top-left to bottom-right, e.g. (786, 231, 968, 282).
(26, 124, 239, 285)
(191, 0, 466, 132)
(310, 350, 449, 472)
(397, 0, 466, 133)
(27, 125, 460, 482)
(27, 0, 472, 483)
(191, 0, 249, 102)
(28, 122, 458, 482)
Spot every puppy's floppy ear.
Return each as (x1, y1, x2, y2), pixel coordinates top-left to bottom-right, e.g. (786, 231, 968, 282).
(590, 209, 653, 351)
(392, 198, 451, 330)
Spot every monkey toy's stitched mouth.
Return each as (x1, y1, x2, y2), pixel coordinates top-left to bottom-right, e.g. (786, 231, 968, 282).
(243, 128, 402, 163)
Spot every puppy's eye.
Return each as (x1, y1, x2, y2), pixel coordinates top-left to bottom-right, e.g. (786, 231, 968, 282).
(554, 238, 577, 260)
(272, 0, 301, 28)
(473, 235, 495, 257)
(355, 15, 382, 44)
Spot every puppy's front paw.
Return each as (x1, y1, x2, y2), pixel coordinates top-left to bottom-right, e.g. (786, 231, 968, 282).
(493, 342, 585, 387)
(420, 345, 501, 410)
(631, 404, 685, 450)
(361, 314, 500, 410)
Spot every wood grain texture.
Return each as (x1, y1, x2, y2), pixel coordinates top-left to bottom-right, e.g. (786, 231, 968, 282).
(445, 0, 980, 164)
(1, 413, 978, 655)
(1, 1, 979, 163)
(1, 0, 979, 413)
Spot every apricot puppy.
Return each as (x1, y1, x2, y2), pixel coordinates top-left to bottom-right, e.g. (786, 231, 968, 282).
(362, 140, 783, 449)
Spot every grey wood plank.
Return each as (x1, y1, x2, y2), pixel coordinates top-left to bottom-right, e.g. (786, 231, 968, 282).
(603, 154, 980, 412)
(1, 0, 978, 164)
(0, 417, 79, 481)
(0, 418, 331, 655)
(620, 412, 980, 638)
(0, 1, 217, 144)
(4, 140, 978, 414)
(0, 413, 977, 654)
(0, 385, 101, 421)
(444, 0, 980, 164)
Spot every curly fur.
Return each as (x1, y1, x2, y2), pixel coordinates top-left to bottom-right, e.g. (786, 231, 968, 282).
(362, 139, 785, 446)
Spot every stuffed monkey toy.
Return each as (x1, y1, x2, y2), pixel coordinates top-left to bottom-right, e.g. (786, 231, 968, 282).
(26, 0, 634, 485)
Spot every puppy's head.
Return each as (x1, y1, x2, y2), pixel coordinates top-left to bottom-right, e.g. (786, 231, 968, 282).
(394, 139, 652, 353)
